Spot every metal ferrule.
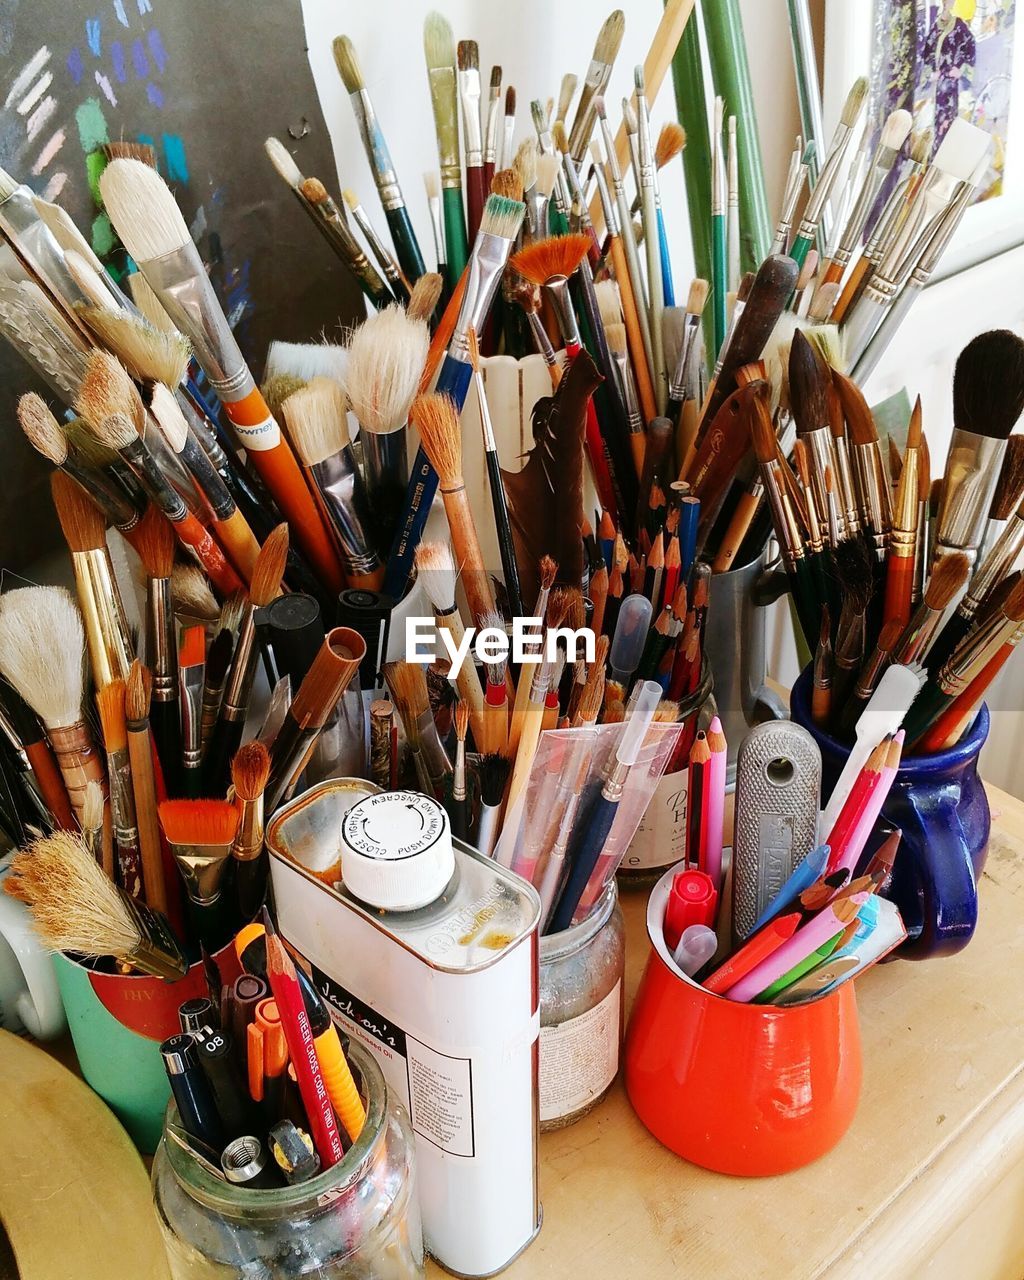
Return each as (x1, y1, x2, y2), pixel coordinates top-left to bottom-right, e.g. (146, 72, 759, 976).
(502, 116, 515, 170)
(107, 745, 138, 849)
(350, 203, 403, 288)
(560, 154, 593, 233)
(361, 426, 408, 503)
(853, 644, 891, 701)
(961, 507, 1024, 621)
(526, 192, 547, 239)
(73, 550, 133, 687)
(148, 578, 178, 703)
(453, 740, 467, 803)
(804, 426, 843, 543)
(541, 276, 581, 350)
(636, 97, 655, 192)
(939, 607, 1020, 695)
(141, 241, 253, 402)
(0, 272, 91, 402)
(831, 435, 861, 535)
(484, 92, 501, 164)
(568, 61, 605, 161)
(602, 757, 631, 804)
(459, 71, 483, 165)
(177, 387, 230, 473)
(167, 838, 232, 905)
(180, 665, 204, 776)
(530, 101, 553, 155)
(233, 795, 265, 864)
(122, 436, 187, 523)
(824, 485, 843, 550)
(770, 155, 807, 255)
(762, 463, 802, 571)
(834, 145, 901, 266)
(415, 709, 452, 783)
(315, 196, 392, 301)
(349, 89, 402, 210)
(309, 450, 382, 579)
(611, 349, 643, 433)
(450, 232, 514, 358)
(853, 440, 892, 558)
(221, 607, 258, 720)
(890, 447, 920, 555)
(935, 430, 1006, 565)
(800, 122, 853, 230)
(426, 194, 445, 265)
(0, 186, 93, 336)
(592, 161, 619, 237)
(911, 179, 974, 281)
(893, 599, 947, 668)
(877, 165, 961, 284)
(427, 68, 461, 185)
(524, 307, 557, 366)
(711, 300, 746, 381)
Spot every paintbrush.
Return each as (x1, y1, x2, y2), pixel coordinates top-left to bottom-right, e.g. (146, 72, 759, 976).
(450, 700, 470, 843)
(502, 85, 517, 172)
(932, 330, 1024, 573)
(49, 471, 134, 688)
(0, 586, 111, 853)
(171, 564, 220, 631)
(831, 370, 891, 564)
(178, 625, 205, 800)
(635, 68, 667, 405)
(96, 678, 143, 898)
(891, 551, 970, 669)
(883, 397, 923, 631)
(789, 77, 868, 268)
(667, 277, 710, 451)
(475, 752, 511, 857)
(264, 627, 365, 811)
(483, 65, 503, 192)
(204, 526, 289, 794)
(5, 830, 186, 979)
(230, 740, 270, 920)
(382, 660, 452, 794)
(280, 377, 384, 591)
(125, 660, 169, 914)
(710, 95, 728, 355)
(568, 10, 625, 162)
(344, 303, 428, 553)
(342, 188, 411, 301)
(788, 329, 842, 543)
(416, 540, 488, 748)
(0, 682, 74, 832)
(424, 12, 469, 279)
(200, 620, 237, 759)
(99, 158, 344, 592)
(159, 799, 239, 945)
(331, 35, 426, 283)
(840, 617, 904, 737)
(131, 504, 183, 795)
(407, 271, 443, 323)
(456, 40, 486, 244)
(423, 170, 447, 285)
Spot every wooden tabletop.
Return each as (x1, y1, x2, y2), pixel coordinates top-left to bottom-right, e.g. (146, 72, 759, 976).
(427, 782, 1024, 1280)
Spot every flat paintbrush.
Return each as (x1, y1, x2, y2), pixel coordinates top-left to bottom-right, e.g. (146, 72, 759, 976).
(178, 626, 205, 800)
(457, 41, 486, 245)
(424, 12, 469, 279)
(342, 188, 410, 302)
(331, 35, 426, 283)
(230, 740, 271, 921)
(567, 10, 625, 163)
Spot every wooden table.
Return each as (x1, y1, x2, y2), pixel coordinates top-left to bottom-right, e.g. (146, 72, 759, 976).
(427, 782, 1024, 1280)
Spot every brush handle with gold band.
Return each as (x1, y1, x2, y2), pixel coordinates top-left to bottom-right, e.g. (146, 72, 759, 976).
(107, 745, 143, 898)
(232, 795, 267, 920)
(125, 718, 168, 914)
(70, 550, 133, 688)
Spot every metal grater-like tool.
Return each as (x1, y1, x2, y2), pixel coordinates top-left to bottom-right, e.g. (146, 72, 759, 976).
(732, 721, 821, 945)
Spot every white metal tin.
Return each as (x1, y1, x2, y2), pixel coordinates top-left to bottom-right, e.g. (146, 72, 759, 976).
(267, 780, 541, 1278)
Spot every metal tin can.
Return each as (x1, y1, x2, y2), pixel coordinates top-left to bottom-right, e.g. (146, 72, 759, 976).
(268, 781, 541, 1279)
(152, 1039, 425, 1278)
(538, 880, 624, 1130)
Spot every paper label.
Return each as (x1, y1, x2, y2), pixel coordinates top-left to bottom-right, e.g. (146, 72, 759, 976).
(622, 769, 687, 870)
(314, 967, 476, 1157)
(228, 412, 280, 452)
(539, 979, 621, 1123)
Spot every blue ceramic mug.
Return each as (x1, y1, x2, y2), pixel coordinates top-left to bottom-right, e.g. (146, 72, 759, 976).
(791, 667, 989, 959)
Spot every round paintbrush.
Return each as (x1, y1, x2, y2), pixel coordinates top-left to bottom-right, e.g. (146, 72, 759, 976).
(344, 305, 428, 553)
(230, 740, 270, 921)
(0, 682, 74, 832)
(416, 540, 487, 748)
(50, 470, 134, 688)
(450, 700, 470, 842)
(132, 503, 182, 795)
(411, 392, 498, 628)
(125, 659, 169, 916)
(171, 564, 220, 631)
(4, 829, 186, 979)
(0, 587, 111, 849)
(406, 272, 443, 324)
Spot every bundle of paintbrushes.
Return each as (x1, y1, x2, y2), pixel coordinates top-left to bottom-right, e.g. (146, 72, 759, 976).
(651, 714, 907, 1005)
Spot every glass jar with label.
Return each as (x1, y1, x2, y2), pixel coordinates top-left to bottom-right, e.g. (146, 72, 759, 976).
(152, 1039, 424, 1278)
(618, 659, 715, 885)
(539, 880, 625, 1130)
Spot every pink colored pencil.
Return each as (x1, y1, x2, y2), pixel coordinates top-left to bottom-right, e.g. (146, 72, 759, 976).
(723, 894, 870, 1003)
(703, 716, 727, 892)
(825, 736, 890, 874)
(833, 731, 904, 876)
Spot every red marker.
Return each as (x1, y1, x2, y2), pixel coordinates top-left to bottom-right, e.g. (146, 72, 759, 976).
(664, 869, 718, 950)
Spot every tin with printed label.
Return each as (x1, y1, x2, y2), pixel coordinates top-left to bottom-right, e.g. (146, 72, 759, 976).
(268, 782, 541, 1279)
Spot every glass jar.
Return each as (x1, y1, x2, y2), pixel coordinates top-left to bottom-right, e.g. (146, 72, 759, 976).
(538, 881, 625, 1130)
(152, 1040, 424, 1278)
(618, 658, 715, 885)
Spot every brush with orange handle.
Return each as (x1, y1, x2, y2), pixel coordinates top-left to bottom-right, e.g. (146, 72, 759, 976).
(882, 399, 922, 632)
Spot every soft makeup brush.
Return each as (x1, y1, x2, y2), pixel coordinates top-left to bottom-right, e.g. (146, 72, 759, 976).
(132, 504, 183, 794)
(96, 678, 143, 898)
(381, 660, 451, 794)
(344, 303, 428, 552)
(789, 77, 868, 268)
(158, 799, 239, 945)
(0, 683, 74, 832)
(457, 40, 486, 244)
(932, 330, 1024, 571)
(50, 471, 134, 687)
(99, 158, 343, 592)
(230, 740, 271, 920)
(415, 540, 488, 748)
(280, 378, 384, 591)
(424, 12, 469, 279)
(0, 586, 111, 844)
(125, 660, 169, 914)
(567, 10, 625, 163)
(411, 391, 497, 628)
(178, 625, 206, 800)
(342, 188, 411, 301)
(331, 35, 426, 282)
(18, 392, 143, 545)
(264, 628, 365, 812)
(204, 526, 289, 794)
(4, 830, 186, 979)
(423, 170, 447, 283)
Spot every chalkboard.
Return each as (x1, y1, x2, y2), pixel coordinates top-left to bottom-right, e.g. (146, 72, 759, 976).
(0, 0, 363, 567)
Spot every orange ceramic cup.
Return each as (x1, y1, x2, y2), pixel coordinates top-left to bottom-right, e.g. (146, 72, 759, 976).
(625, 865, 862, 1176)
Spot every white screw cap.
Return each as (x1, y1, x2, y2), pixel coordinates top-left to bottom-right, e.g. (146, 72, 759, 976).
(340, 790, 454, 911)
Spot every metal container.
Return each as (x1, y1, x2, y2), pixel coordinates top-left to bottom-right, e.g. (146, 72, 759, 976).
(539, 881, 625, 1130)
(268, 781, 541, 1279)
(152, 1039, 425, 1278)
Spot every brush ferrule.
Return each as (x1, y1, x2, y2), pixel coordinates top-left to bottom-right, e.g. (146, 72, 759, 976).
(761, 463, 802, 571)
(502, 116, 515, 169)
(47, 719, 107, 826)
(168, 838, 232, 905)
(800, 124, 853, 229)
(530, 101, 553, 155)
(148, 579, 178, 702)
(222, 608, 259, 719)
(72, 550, 133, 688)
(105, 745, 135, 843)
(893, 602, 945, 668)
(940, 608, 1019, 694)
(835, 150, 899, 260)
(473, 371, 498, 452)
(854, 644, 891, 701)
(121, 895, 188, 979)
(831, 436, 861, 536)
(935, 431, 1006, 565)
(349, 203, 403, 288)
(591, 162, 618, 237)
(309, 451, 382, 580)
(524, 307, 557, 365)
(140, 241, 255, 402)
(349, 89, 403, 210)
(179, 665, 204, 775)
(450, 231, 515, 355)
(610, 350, 643, 433)
(201, 674, 227, 755)
(428, 67, 462, 184)
(853, 441, 892, 557)
(542, 276, 582, 350)
(459, 71, 483, 164)
(121, 436, 187, 523)
(597, 114, 624, 187)
(453, 740, 467, 802)
(232, 795, 265, 863)
(484, 95, 501, 164)
(426, 194, 445, 264)
(962, 510, 1024, 620)
(526, 192, 548, 239)
(0, 185, 95, 338)
(914, 180, 974, 278)
(877, 165, 960, 282)
(804, 427, 844, 543)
